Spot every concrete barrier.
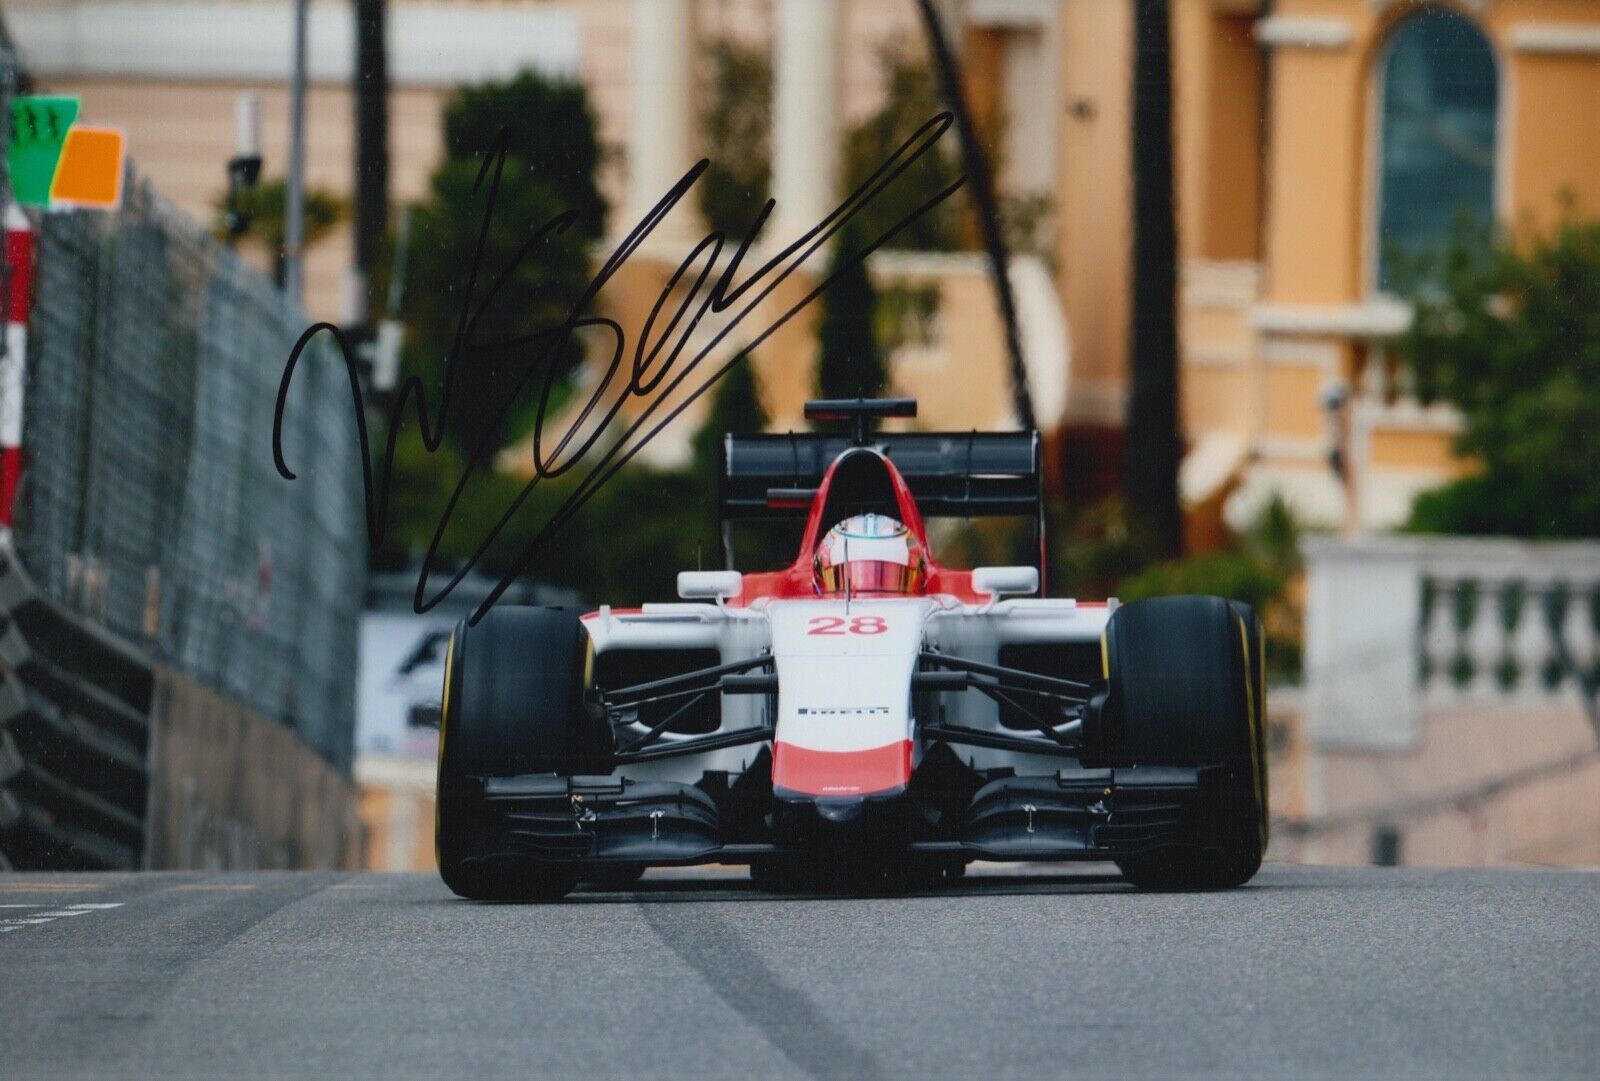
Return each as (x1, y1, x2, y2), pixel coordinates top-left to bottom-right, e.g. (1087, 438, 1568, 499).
(146, 669, 362, 870)
(0, 547, 152, 869)
(0, 545, 362, 870)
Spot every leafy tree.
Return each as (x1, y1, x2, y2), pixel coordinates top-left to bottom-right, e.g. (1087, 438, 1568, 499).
(1049, 498, 1145, 602)
(573, 467, 714, 602)
(841, 44, 964, 253)
(1394, 218, 1600, 537)
(939, 516, 1038, 576)
(371, 71, 610, 577)
(1000, 192, 1055, 263)
(1119, 549, 1282, 618)
(699, 39, 772, 242)
(1118, 496, 1302, 677)
(397, 72, 606, 457)
(212, 178, 344, 287)
(381, 420, 710, 605)
(442, 73, 605, 236)
(814, 222, 887, 401)
(689, 352, 795, 570)
(692, 350, 768, 476)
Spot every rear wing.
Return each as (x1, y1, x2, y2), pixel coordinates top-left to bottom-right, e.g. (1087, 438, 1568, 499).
(718, 429, 1042, 521)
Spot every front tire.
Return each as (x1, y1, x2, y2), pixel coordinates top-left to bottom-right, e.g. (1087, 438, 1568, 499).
(1103, 596, 1266, 890)
(436, 606, 609, 902)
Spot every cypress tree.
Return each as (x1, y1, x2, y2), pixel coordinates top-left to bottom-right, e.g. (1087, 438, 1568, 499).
(815, 222, 887, 402)
(693, 351, 768, 476)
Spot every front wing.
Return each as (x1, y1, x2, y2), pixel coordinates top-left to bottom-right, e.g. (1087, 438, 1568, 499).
(461, 761, 1243, 868)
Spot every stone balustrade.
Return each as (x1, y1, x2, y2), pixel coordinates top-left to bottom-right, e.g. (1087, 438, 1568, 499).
(1303, 535, 1600, 748)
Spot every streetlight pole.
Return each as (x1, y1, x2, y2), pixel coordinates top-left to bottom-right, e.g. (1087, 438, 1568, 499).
(353, 0, 389, 322)
(284, 0, 309, 305)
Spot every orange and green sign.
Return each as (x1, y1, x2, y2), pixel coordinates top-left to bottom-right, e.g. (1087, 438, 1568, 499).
(7, 97, 125, 210)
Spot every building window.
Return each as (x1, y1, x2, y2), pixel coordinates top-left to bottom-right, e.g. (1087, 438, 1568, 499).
(1375, 8, 1498, 291)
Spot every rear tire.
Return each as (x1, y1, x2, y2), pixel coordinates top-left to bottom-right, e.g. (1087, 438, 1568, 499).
(436, 606, 609, 902)
(1103, 596, 1266, 890)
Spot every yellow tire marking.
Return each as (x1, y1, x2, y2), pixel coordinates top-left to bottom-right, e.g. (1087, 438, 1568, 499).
(1237, 613, 1267, 850)
(439, 629, 455, 740)
(1257, 623, 1270, 848)
(435, 628, 456, 867)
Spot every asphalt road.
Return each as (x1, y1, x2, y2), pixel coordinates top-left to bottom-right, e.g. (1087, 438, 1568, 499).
(0, 864, 1595, 1079)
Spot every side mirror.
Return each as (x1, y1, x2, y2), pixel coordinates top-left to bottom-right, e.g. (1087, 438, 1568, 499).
(971, 566, 1039, 598)
(677, 570, 743, 601)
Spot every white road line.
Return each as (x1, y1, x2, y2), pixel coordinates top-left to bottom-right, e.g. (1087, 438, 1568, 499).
(0, 902, 122, 934)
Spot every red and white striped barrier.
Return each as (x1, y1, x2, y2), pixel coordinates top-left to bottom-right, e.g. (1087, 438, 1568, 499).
(1, 202, 32, 533)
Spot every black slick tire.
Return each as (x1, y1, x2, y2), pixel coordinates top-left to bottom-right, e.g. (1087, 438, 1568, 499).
(1103, 595, 1267, 890)
(436, 606, 609, 902)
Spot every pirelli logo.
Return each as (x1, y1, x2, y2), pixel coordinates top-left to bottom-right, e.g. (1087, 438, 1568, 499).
(797, 706, 890, 716)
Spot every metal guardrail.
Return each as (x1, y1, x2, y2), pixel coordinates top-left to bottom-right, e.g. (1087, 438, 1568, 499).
(0, 36, 365, 776)
(0, 544, 151, 870)
(15, 179, 367, 775)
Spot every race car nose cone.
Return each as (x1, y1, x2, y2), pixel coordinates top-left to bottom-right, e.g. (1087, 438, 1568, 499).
(772, 784, 909, 846)
(814, 797, 866, 825)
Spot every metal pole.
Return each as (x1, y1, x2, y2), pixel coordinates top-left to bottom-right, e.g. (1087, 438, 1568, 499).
(1, 203, 33, 537)
(284, 0, 309, 304)
(353, 0, 389, 322)
(911, 0, 1034, 434)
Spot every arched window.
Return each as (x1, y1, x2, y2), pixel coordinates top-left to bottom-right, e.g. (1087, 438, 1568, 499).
(1375, 8, 1498, 291)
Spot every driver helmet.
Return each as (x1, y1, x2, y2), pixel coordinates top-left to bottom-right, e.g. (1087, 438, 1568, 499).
(813, 513, 927, 596)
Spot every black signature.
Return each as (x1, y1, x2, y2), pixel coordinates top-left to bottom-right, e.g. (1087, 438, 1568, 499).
(273, 112, 964, 624)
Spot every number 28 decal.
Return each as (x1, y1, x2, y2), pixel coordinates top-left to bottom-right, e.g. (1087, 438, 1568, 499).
(807, 615, 889, 636)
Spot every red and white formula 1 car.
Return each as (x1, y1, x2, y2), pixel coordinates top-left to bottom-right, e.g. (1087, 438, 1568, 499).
(436, 399, 1267, 899)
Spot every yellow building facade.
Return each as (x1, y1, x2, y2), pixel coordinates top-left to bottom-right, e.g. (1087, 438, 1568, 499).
(1163, 0, 1600, 532)
(11, 0, 1599, 520)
